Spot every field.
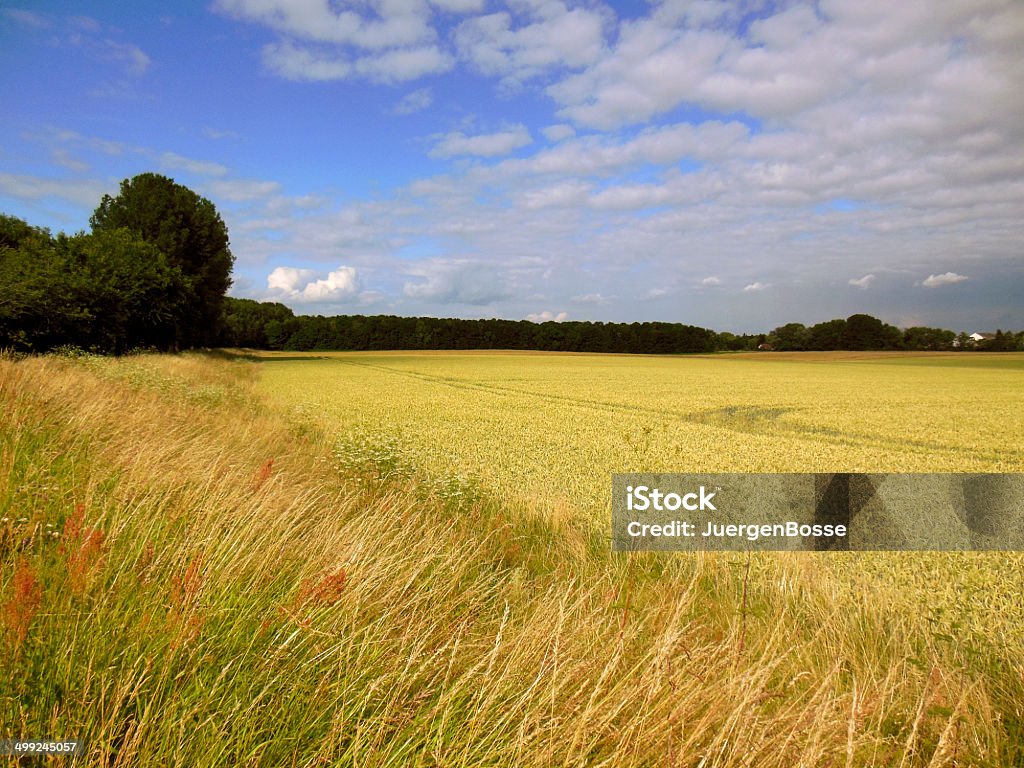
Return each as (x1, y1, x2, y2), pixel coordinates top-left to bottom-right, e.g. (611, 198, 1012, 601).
(2, 350, 1023, 766)
(258, 351, 1024, 512)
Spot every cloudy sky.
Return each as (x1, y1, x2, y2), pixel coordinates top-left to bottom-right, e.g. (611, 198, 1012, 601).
(2, 0, 1022, 332)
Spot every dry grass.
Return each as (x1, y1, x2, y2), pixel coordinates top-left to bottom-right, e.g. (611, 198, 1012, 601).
(0, 351, 1021, 766)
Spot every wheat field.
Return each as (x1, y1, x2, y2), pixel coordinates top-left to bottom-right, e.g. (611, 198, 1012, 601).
(1, 349, 1022, 766)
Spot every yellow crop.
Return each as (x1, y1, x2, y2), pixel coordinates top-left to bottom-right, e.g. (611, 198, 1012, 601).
(258, 351, 1024, 518)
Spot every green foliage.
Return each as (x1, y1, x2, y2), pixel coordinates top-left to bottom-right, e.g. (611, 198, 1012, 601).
(807, 318, 847, 350)
(218, 297, 295, 348)
(219, 312, 721, 354)
(903, 326, 956, 351)
(769, 322, 810, 351)
(91, 173, 234, 347)
(0, 223, 190, 354)
(805, 316, 904, 351)
(0, 213, 50, 250)
(843, 313, 902, 350)
(1, 173, 234, 354)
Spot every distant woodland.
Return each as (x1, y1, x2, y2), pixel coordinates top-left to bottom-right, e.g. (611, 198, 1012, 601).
(3, 174, 1022, 356)
(217, 298, 1023, 354)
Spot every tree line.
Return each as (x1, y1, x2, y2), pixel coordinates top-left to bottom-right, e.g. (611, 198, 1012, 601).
(220, 299, 1024, 354)
(2, 173, 1021, 355)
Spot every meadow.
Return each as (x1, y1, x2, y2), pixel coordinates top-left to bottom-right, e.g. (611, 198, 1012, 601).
(1, 349, 1022, 766)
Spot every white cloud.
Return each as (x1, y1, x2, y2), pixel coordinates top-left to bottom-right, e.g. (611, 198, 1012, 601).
(743, 282, 770, 292)
(922, 272, 969, 287)
(701, 276, 721, 286)
(392, 87, 433, 114)
(160, 151, 228, 177)
(430, 125, 532, 158)
(548, 0, 1024, 134)
(454, 1, 608, 84)
(526, 310, 568, 322)
(402, 260, 512, 305)
(205, 178, 282, 202)
(542, 123, 576, 142)
(215, 0, 435, 50)
(0, 172, 109, 207)
(263, 40, 452, 82)
(548, 25, 732, 129)
(262, 40, 352, 80)
(521, 180, 589, 209)
(267, 265, 360, 302)
(848, 274, 876, 289)
(358, 45, 453, 81)
(50, 148, 89, 173)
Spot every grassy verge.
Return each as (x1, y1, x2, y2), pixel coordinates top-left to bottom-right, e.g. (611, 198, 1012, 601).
(1, 352, 1021, 766)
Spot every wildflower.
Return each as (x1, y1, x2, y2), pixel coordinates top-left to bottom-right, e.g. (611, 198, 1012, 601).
(60, 505, 105, 596)
(1, 556, 43, 651)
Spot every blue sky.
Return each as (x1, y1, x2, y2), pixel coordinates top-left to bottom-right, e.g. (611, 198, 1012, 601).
(2, 0, 1022, 332)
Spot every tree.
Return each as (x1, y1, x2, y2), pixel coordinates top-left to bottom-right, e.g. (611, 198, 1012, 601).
(903, 326, 955, 351)
(58, 229, 189, 353)
(0, 217, 188, 353)
(0, 213, 50, 251)
(219, 297, 294, 348)
(769, 322, 810, 351)
(90, 173, 234, 348)
(808, 319, 846, 350)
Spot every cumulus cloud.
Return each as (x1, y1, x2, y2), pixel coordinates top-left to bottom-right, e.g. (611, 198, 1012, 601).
(848, 274, 876, 289)
(526, 310, 568, 322)
(267, 265, 360, 302)
(454, 1, 609, 84)
(11, 1, 1024, 331)
(430, 125, 532, 158)
(922, 272, 969, 287)
(549, 0, 1024, 135)
(215, 0, 435, 50)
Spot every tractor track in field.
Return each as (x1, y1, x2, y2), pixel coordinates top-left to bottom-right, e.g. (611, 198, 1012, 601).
(321, 358, 1021, 466)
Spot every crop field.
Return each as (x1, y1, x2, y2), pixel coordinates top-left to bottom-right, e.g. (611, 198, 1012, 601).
(3, 350, 1023, 766)
(258, 350, 1024, 644)
(257, 350, 1024, 517)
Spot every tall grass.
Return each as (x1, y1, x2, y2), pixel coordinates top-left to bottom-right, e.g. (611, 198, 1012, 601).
(1, 352, 1020, 766)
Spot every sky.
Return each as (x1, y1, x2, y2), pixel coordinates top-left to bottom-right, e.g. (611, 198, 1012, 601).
(1, 0, 1022, 333)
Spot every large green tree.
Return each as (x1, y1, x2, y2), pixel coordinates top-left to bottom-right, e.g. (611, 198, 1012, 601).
(90, 173, 234, 347)
(0, 217, 189, 353)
